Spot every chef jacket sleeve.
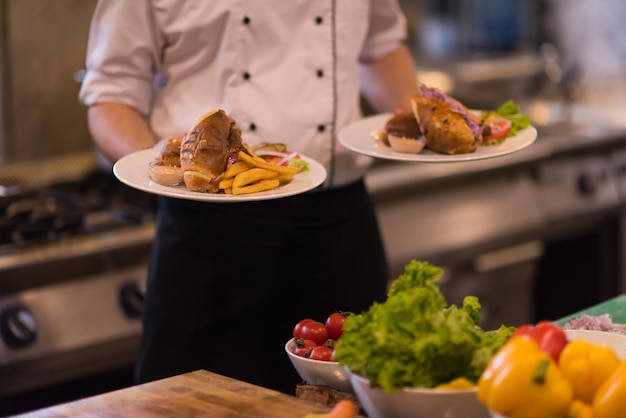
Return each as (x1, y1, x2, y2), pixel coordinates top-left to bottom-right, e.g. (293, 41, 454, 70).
(359, 0, 409, 63)
(78, 0, 161, 117)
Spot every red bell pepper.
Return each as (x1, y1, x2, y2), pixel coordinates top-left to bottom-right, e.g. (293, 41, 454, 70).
(510, 320, 568, 362)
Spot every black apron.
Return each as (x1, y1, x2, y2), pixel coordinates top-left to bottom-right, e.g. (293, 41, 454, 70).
(135, 179, 388, 394)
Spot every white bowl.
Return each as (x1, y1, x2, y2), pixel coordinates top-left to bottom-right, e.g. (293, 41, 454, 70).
(284, 338, 352, 393)
(564, 329, 626, 359)
(348, 371, 490, 418)
(148, 161, 183, 186)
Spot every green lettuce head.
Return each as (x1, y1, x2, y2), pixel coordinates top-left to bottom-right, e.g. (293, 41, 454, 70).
(334, 260, 514, 392)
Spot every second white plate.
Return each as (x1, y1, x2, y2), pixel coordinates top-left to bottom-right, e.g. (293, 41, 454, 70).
(339, 113, 537, 163)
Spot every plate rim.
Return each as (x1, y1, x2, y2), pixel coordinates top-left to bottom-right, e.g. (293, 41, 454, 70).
(339, 112, 538, 163)
(113, 148, 327, 202)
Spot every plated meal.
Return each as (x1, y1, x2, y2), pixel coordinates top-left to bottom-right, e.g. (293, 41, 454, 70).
(383, 83, 532, 155)
(339, 83, 537, 163)
(149, 109, 306, 195)
(114, 110, 327, 202)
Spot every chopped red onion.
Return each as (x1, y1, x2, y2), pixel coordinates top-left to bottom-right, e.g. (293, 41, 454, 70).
(564, 314, 626, 335)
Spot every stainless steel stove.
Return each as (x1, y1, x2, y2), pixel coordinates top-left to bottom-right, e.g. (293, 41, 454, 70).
(0, 157, 156, 415)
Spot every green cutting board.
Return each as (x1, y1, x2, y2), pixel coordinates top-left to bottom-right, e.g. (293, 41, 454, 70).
(556, 294, 626, 326)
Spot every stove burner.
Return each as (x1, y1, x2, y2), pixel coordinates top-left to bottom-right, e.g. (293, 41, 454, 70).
(0, 171, 157, 251)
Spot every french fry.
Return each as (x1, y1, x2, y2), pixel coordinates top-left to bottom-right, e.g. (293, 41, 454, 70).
(232, 178, 280, 195)
(219, 177, 234, 190)
(232, 167, 278, 189)
(238, 151, 298, 175)
(242, 144, 267, 163)
(242, 143, 256, 156)
(224, 161, 252, 179)
(216, 146, 301, 195)
(275, 172, 294, 185)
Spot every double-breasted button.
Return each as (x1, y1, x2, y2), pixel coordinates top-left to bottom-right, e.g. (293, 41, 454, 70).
(316, 69, 324, 78)
(315, 16, 323, 25)
(249, 123, 257, 131)
(243, 16, 250, 25)
(243, 72, 251, 80)
(317, 124, 325, 133)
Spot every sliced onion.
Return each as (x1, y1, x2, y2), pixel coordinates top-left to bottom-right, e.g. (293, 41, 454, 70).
(254, 149, 299, 166)
(254, 150, 290, 157)
(276, 152, 299, 166)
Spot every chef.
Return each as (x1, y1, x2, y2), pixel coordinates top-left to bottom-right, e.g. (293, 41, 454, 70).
(79, 0, 419, 393)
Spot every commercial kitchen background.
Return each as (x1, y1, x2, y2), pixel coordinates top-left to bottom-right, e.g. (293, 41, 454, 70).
(1, 0, 626, 415)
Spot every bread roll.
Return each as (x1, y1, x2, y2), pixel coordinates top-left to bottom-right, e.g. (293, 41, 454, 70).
(382, 113, 421, 146)
(180, 109, 244, 192)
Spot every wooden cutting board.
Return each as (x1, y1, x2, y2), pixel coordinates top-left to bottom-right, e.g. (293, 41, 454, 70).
(15, 370, 337, 417)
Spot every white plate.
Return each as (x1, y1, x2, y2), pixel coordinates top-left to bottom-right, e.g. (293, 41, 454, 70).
(338, 113, 538, 163)
(113, 149, 327, 202)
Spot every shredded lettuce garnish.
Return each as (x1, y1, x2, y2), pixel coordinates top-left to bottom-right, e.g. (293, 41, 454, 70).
(481, 100, 532, 139)
(333, 260, 515, 392)
(287, 158, 309, 173)
(495, 100, 532, 137)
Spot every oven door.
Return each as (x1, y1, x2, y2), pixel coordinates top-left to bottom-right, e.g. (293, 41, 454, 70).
(370, 167, 545, 329)
(437, 240, 543, 330)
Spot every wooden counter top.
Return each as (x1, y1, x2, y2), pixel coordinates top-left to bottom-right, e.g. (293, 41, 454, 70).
(15, 370, 335, 417)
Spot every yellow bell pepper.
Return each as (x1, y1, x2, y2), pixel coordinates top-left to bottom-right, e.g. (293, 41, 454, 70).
(559, 339, 621, 403)
(566, 399, 594, 418)
(478, 335, 573, 418)
(435, 377, 475, 389)
(592, 361, 626, 418)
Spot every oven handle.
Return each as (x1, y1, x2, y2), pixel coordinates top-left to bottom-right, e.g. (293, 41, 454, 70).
(473, 240, 545, 273)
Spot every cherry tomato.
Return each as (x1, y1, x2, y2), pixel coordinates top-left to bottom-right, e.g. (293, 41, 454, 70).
(325, 312, 347, 340)
(482, 117, 512, 143)
(293, 339, 317, 358)
(300, 321, 328, 346)
(308, 345, 334, 362)
(293, 319, 314, 339)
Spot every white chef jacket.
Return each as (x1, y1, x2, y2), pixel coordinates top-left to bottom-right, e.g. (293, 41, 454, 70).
(79, 0, 409, 187)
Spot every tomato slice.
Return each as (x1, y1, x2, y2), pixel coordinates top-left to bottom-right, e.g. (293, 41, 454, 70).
(482, 117, 512, 144)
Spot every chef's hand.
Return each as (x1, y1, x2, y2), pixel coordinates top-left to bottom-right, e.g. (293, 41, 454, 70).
(360, 45, 419, 114)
